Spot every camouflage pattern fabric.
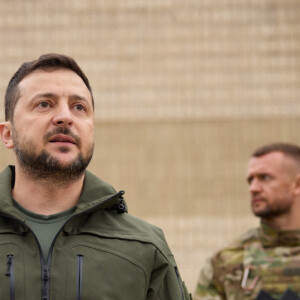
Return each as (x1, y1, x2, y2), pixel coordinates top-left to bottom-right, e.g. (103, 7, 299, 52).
(194, 223, 300, 300)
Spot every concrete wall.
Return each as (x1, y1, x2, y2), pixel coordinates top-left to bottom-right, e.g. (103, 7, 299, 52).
(0, 0, 300, 292)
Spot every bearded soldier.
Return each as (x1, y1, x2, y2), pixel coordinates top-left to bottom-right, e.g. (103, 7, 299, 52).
(195, 143, 300, 300)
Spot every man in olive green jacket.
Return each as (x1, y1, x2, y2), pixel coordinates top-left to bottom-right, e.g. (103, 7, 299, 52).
(0, 53, 191, 300)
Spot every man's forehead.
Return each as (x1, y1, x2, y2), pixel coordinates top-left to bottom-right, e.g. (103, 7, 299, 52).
(17, 68, 92, 101)
(250, 151, 285, 164)
(247, 151, 299, 175)
(19, 68, 84, 87)
(247, 152, 286, 173)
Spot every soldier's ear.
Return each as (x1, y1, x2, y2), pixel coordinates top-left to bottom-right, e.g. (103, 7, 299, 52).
(0, 121, 14, 149)
(293, 174, 300, 197)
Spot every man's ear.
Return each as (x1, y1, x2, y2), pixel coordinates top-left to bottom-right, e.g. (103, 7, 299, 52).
(0, 121, 14, 149)
(293, 174, 300, 197)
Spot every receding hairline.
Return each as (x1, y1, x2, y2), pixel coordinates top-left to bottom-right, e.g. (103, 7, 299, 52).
(18, 67, 92, 90)
(251, 145, 300, 176)
(14, 67, 93, 113)
(5, 53, 94, 122)
(252, 143, 300, 161)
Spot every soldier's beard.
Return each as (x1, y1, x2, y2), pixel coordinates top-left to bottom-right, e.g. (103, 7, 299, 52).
(12, 127, 94, 184)
(252, 199, 292, 219)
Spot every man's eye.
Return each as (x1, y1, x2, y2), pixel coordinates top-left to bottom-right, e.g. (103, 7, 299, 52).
(74, 104, 86, 111)
(262, 174, 271, 181)
(37, 102, 50, 108)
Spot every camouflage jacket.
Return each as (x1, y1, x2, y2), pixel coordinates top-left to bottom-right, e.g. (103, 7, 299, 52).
(194, 223, 300, 300)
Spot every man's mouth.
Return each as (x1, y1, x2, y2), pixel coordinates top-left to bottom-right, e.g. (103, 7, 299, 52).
(252, 196, 266, 205)
(49, 134, 76, 145)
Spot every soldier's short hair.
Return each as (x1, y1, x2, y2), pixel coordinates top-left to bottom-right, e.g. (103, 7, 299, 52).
(252, 143, 300, 162)
(5, 53, 94, 122)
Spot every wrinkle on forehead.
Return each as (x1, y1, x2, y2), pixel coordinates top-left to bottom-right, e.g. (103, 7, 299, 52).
(247, 152, 300, 180)
(16, 69, 93, 108)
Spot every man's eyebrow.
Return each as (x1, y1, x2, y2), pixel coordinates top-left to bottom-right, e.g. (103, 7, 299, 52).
(30, 93, 90, 104)
(30, 93, 58, 102)
(246, 175, 253, 184)
(69, 94, 89, 102)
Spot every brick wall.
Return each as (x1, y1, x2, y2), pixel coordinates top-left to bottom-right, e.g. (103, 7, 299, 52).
(0, 0, 300, 292)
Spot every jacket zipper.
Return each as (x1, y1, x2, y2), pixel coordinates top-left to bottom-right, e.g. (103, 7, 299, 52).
(174, 266, 184, 300)
(5, 254, 15, 300)
(42, 191, 124, 300)
(76, 255, 84, 300)
(42, 265, 50, 300)
(0, 191, 124, 300)
(0, 213, 49, 300)
(44, 191, 124, 299)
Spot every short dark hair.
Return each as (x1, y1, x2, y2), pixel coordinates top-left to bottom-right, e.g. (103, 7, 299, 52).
(252, 143, 300, 162)
(5, 53, 94, 121)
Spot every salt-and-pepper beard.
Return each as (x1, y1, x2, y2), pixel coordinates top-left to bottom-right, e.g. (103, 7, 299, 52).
(252, 198, 292, 220)
(12, 127, 94, 184)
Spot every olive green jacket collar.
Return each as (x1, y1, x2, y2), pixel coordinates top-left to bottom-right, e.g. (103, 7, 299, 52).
(0, 165, 127, 222)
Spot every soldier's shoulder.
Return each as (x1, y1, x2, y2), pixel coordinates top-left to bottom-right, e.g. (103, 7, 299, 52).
(219, 227, 259, 250)
(239, 227, 261, 245)
(196, 228, 261, 298)
(213, 227, 260, 264)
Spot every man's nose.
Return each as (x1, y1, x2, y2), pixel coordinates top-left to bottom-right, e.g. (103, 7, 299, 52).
(52, 105, 73, 127)
(249, 178, 262, 193)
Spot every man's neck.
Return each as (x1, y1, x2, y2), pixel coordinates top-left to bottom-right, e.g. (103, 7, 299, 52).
(262, 209, 300, 231)
(12, 166, 85, 215)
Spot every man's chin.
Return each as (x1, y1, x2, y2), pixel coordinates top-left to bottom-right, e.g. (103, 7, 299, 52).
(252, 209, 265, 217)
(252, 207, 274, 218)
(49, 153, 83, 167)
(252, 203, 266, 216)
(53, 158, 78, 169)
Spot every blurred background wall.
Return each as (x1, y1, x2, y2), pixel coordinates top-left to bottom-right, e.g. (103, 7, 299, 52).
(0, 0, 300, 292)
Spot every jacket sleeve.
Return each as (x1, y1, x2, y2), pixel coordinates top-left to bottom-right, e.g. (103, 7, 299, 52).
(146, 234, 192, 299)
(194, 258, 225, 300)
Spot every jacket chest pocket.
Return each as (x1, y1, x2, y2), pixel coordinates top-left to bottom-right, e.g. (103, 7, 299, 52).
(224, 271, 260, 300)
(65, 245, 148, 300)
(259, 267, 300, 296)
(0, 244, 26, 300)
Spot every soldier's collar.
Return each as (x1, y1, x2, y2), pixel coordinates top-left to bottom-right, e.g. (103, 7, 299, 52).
(260, 222, 300, 247)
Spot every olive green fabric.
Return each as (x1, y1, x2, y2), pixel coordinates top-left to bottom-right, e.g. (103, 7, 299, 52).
(0, 166, 192, 300)
(13, 200, 76, 261)
(194, 223, 300, 300)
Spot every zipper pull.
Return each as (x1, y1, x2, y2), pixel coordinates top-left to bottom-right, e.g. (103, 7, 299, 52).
(42, 265, 50, 300)
(42, 265, 50, 281)
(116, 190, 126, 214)
(5, 254, 14, 276)
(174, 266, 185, 300)
(5, 254, 15, 300)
